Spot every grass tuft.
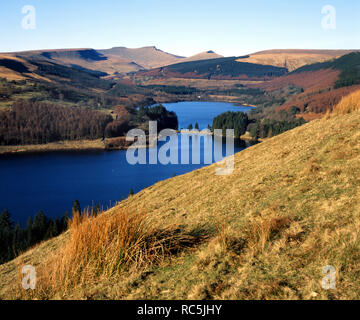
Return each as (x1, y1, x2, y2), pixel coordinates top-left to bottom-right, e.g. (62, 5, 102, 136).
(15, 208, 199, 299)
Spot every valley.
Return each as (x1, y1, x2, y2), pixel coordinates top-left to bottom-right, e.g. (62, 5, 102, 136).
(1, 90, 359, 300)
(0, 43, 359, 301)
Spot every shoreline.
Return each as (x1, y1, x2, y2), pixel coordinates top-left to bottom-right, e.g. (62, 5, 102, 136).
(0, 139, 133, 156)
(0, 134, 261, 156)
(0, 99, 259, 156)
(0, 139, 107, 156)
(155, 96, 257, 109)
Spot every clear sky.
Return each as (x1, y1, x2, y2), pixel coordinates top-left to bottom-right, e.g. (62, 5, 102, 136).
(0, 0, 359, 57)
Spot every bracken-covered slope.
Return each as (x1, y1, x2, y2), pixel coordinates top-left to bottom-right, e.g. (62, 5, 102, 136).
(250, 52, 360, 117)
(0, 92, 359, 300)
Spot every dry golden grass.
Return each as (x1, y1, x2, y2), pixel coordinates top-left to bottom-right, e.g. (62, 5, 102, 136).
(0, 93, 359, 300)
(332, 90, 360, 115)
(240, 50, 354, 71)
(11, 208, 199, 299)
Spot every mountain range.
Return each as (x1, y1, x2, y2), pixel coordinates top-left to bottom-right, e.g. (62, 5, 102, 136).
(0, 46, 224, 78)
(1, 46, 358, 80)
(1, 46, 359, 121)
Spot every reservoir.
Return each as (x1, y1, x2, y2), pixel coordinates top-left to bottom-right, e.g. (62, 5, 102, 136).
(0, 101, 253, 224)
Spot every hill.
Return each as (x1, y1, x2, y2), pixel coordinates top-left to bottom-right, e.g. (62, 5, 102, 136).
(248, 52, 360, 117)
(136, 56, 288, 80)
(0, 53, 158, 113)
(179, 50, 223, 63)
(292, 52, 360, 88)
(4, 48, 144, 75)
(3, 47, 222, 76)
(240, 49, 357, 71)
(1, 91, 359, 300)
(98, 46, 184, 69)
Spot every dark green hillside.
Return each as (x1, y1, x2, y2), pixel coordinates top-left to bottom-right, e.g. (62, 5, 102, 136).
(40, 49, 108, 62)
(292, 52, 360, 89)
(0, 58, 132, 110)
(165, 56, 288, 79)
(31, 60, 114, 90)
(142, 85, 197, 95)
(0, 59, 29, 73)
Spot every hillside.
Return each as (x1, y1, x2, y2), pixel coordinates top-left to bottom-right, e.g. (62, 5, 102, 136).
(0, 54, 53, 82)
(3, 47, 223, 76)
(5, 48, 144, 75)
(99, 46, 184, 70)
(136, 56, 288, 80)
(0, 91, 359, 300)
(240, 49, 357, 71)
(0, 52, 160, 111)
(180, 50, 223, 63)
(5, 47, 355, 77)
(248, 52, 360, 117)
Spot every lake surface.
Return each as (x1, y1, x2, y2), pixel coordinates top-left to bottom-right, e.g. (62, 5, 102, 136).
(164, 101, 252, 130)
(0, 101, 252, 225)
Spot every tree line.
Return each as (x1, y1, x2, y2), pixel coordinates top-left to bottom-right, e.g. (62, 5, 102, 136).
(136, 105, 179, 132)
(0, 200, 99, 265)
(248, 118, 306, 139)
(0, 101, 113, 145)
(0, 102, 180, 145)
(0, 209, 69, 265)
(211, 111, 306, 140)
(212, 111, 249, 137)
(0, 192, 136, 265)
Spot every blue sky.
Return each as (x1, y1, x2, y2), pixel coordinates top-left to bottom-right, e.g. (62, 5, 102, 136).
(0, 0, 359, 56)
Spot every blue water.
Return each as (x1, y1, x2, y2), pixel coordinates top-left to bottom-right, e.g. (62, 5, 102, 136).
(163, 101, 251, 130)
(0, 102, 252, 225)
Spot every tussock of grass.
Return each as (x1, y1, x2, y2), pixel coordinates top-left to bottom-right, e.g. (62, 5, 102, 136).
(245, 215, 292, 256)
(14, 208, 201, 299)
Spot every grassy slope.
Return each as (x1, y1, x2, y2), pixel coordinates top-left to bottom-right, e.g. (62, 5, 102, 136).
(0, 95, 359, 300)
(240, 49, 357, 71)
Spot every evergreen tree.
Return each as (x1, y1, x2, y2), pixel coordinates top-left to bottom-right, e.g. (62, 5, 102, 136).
(25, 216, 33, 247)
(72, 200, 81, 215)
(60, 212, 69, 231)
(0, 209, 13, 232)
(0, 210, 71, 265)
(212, 112, 249, 138)
(0, 209, 14, 264)
(32, 211, 49, 243)
(187, 124, 193, 130)
(12, 224, 24, 256)
(129, 188, 134, 196)
(195, 122, 199, 130)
